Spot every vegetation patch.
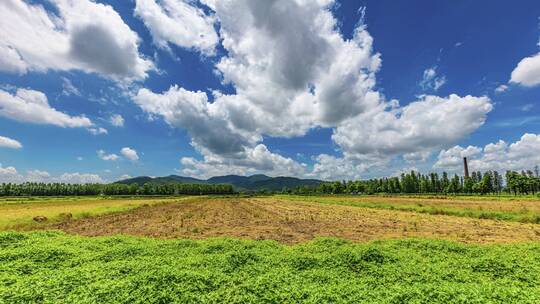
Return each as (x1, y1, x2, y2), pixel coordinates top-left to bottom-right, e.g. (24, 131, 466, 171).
(281, 195, 540, 223)
(1, 232, 540, 303)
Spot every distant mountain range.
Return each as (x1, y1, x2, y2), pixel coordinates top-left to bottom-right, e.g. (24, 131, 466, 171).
(115, 174, 323, 192)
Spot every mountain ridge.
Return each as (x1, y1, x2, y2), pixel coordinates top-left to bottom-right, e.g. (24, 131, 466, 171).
(115, 174, 323, 191)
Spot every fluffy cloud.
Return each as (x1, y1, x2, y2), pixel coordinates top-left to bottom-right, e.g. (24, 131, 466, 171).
(434, 133, 540, 172)
(118, 174, 132, 180)
(0, 88, 92, 128)
(206, 0, 382, 133)
(180, 144, 306, 178)
(510, 53, 540, 87)
(0, 136, 22, 149)
(0, 164, 104, 184)
(134, 0, 381, 176)
(26, 170, 52, 182)
(134, 0, 493, 179)
(58, 172, 104, 184)
(0, 0, 153, 81)
(121, 147, 139, 161)
(419, 66, 446, 91)
(403, 151, 432, 163)
(134, 0, 218, 54)
(309, 154, 368, 181)
(97, 150, 119, 161)
(134, 86, 260, 157)
(109, 114, 124, 127)
(0, 164, 19, 183)
(88, 127, 108, 135)
(98, 148, 139, 162)
(333, 94, 492, 159)
(433, 145, 482, 170)
(495, 84, 508, 93)
(0, 45, 27, 74)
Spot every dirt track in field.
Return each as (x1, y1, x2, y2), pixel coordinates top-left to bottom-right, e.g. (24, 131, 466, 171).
(51, 197, 540, 244)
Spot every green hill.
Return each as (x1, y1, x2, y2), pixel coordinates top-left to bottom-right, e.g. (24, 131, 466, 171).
(116, 174, 323, 192)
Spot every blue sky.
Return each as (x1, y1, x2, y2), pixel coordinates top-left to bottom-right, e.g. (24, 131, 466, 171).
(0, 0, 539, 183)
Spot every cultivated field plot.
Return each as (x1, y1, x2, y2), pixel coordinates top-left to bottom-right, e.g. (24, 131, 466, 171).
(50, 196, 540, 244)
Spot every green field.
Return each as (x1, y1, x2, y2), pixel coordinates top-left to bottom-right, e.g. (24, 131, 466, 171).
(1, 231, 540, 303)
(1, 195, 540, 303)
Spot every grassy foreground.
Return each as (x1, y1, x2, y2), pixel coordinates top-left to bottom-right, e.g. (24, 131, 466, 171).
(1, 232, 540, 303)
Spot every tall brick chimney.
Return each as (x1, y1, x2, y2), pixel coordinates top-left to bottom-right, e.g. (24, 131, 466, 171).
(463, 157, 469, 178)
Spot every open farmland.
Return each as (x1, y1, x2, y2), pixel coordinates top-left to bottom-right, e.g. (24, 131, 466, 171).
(0, 196, 191, 230)
(49, 196, 540, 244)
(2, 195, 540, 303)
(279, 195, 540, 223)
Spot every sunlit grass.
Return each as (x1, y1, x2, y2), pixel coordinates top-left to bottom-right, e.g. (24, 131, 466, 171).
(279, 195, 540, 223)
(1, 231, 540, 303)
(0, 196, 193, 230)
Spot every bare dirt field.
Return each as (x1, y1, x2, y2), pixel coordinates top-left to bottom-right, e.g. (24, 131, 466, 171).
(53, 197, 540, 244)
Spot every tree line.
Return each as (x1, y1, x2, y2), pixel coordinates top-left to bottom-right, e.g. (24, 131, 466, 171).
(289, 170, 540, 195)
(0, 182, 235, 197)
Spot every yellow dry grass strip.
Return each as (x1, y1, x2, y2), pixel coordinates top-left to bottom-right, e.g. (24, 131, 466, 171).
(0, 197, 193, 230)
(282, 195, 540, 213)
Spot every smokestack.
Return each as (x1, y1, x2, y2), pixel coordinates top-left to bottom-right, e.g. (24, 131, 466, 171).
(463, 157, 469, 178)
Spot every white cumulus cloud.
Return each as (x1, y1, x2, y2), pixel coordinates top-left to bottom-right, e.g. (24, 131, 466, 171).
(0, 164, 104, 184)
(510, 53, 540, 87)
(58, 172, 104, 184)
(121, 147, 139, 161)
(419, 66, 446, 91)
(133, 0, 494, 179)
(88, 127, 108, 135)
(0, 88, 92, 128)
(495, 84, 508, 93)
(333, 94, 492, 159)
(134, 0, 218, 54)
(180, 144, 306, 179)
(0, 164, 19, 183)
(0, 0, 153, 82)
(97, 150, 119, 161)
(0, 136, 22, 149)
(309, 154, 368, 181)
(109, 114, 124, 127)
(434, 133, 540, 173)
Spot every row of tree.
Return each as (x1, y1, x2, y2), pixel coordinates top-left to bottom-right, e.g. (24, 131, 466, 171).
(0, 182, 235, 197)
(290, 170, 540, 195)
(2, 170, 539, 196)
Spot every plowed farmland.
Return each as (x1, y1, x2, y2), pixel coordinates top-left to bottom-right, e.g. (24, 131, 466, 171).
(51, 197, 540, 244)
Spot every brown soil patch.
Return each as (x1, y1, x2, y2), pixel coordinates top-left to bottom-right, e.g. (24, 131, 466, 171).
(52, 197, 540, 244)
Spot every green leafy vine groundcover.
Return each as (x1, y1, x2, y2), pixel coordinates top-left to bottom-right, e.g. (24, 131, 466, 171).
(1, 231, 539, 303)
